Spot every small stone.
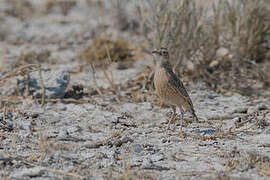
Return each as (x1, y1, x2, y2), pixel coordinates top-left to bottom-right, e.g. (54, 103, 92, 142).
(11, 167, 45, 178)
(151, 154, 164, 162)
(217, 47, 229, 57)
(162, 138, 167, 143)
(186, 61, 195, 71)
(133, 144, 144, 153)
(191, 129, 216, 135)
(233, 117, 242, 124)
(209, 60, 219, 68)
(121, 136, 133, 144)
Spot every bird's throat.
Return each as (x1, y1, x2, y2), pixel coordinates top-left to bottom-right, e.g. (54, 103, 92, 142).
(161, 60, 172, 70)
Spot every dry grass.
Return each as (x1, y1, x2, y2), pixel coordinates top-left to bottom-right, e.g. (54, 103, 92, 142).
(79, 36, 138, 69)
(136, 0, 270, 95)
(109, 0, 139, 32)
(4, 0, 34, 20)
(137, 0, 219, 72)
(222, 149, 270, 177)
(13, 50, 52, 68)
(0, 64, 46, 107)
(120, 66, 164, 106)
(0, 64, 38, 84)
(206, 0, 270, 94)
(44, 0, 77, 15)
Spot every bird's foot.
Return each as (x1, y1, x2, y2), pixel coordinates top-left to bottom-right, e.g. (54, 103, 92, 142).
(166, 113, 178, 131)
(193, 114, 199, 123)
(165, 110, 174, 118)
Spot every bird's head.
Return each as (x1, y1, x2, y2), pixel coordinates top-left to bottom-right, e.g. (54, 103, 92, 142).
(152, 47, 170, 66)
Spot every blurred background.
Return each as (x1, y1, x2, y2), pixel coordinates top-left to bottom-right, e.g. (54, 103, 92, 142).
(0, 0, 270, 100)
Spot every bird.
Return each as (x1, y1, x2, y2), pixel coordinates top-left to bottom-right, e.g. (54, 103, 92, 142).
(152, 47, 198, 130)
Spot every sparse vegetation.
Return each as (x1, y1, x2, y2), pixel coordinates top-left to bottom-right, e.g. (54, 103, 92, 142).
(0, 0, 270, 179)
(4, 0, 34, 20)
(45, 0, 77, 15)
(137, 0, 270, 95)
(14, 50, 52, 67)
(79, 36, 137, 68)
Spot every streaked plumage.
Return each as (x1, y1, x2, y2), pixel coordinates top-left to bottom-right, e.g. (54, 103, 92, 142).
(152, 47, 198, 129)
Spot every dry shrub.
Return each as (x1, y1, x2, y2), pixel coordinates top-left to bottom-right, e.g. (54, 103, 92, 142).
(121, 66, 170, 107)
(224, 150, 270, 175)
(110, 0, 139, 32)
(13, 50, 51, 68)
(262, 62, 270, 87)
(220, 0, 270, 63)
(64, 84, 84, 99)
(79, 37, 138, 68)
(137, 0, 270, 95)
(45, 0, 77, 15)
(209, 0, 270, 94)
(124, 67, 155, 103)
(0, 17, 9, 41)
(4, 0, 34, 20)
(137, 0, 218, 74)
(265, 0, 270, 8)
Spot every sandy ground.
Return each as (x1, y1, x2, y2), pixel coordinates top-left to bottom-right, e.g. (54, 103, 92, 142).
(0, 1, 270, 180)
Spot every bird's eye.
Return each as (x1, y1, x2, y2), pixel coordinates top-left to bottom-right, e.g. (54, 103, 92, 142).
(161, 51, 167, 55)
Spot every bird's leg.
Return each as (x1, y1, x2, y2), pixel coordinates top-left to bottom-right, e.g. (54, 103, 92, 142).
(167, 106, 176, 130)
(193, 113, 199, 122)
(179, 107, 185, 130)
(191, 109, 199, 122)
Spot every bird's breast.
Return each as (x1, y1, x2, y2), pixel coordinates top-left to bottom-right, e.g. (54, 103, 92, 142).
(154, 67, 188, 107)
(154, 67, 170, 99)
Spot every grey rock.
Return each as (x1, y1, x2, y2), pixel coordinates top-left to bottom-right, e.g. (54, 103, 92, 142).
(11, 167, 46, 178)
(151, 154, 165, 162)
(112, 136, 133, 147)
(121, 136, 133, 144)
(17, 69, 70, 99)
(133, 144, 144, 153)
(191, 128, 216, 135)
(161, 138, 167, 143)
(233, 117, 242, 124)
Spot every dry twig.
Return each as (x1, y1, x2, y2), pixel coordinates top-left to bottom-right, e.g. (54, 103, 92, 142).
(0, 64, 38, 83)
(37, 64, 46, 106)
(89, 61, 103, 97)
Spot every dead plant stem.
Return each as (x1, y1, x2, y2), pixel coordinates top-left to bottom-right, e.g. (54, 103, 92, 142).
(37, 64, 46, 106)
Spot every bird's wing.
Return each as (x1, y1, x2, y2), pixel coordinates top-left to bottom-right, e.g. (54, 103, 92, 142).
(166, 69, 194, 109)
